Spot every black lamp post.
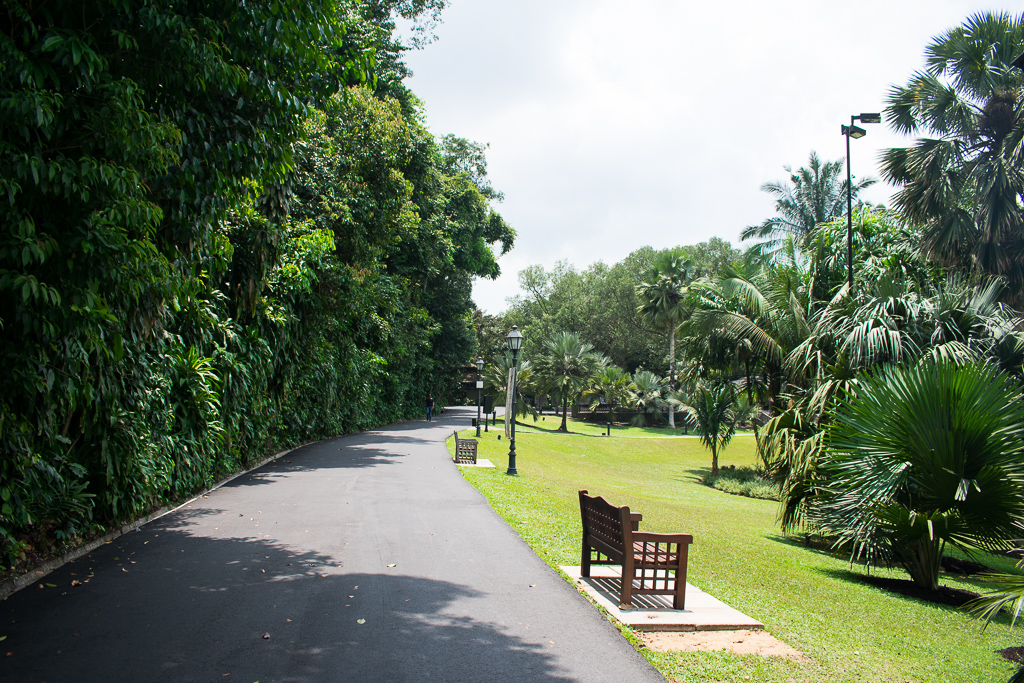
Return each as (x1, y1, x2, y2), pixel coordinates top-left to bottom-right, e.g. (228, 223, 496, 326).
(505, 326, 523, 475)
(475, 357, 484, 437)
(841, 112, 880, 292)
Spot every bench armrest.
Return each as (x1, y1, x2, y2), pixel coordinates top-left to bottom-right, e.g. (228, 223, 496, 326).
(633, 531, 693, 545)
(630, 512, 642, 532)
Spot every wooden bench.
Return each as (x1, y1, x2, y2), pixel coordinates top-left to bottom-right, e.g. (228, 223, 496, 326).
(579, 490, 693, 609)
(453, 431, 478, 465)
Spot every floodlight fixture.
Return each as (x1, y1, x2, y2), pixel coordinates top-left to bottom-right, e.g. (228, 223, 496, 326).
(842, 111, 881, 291)
(842, 124, 867, 139)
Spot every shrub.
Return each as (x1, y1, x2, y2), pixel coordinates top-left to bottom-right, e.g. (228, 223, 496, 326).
(703, 466, 780, 501)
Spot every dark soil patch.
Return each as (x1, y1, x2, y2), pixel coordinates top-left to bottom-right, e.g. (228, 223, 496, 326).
(999, 647, 1024, 664)
(857, 573, 980, 607)
(940, 556, 991, 576)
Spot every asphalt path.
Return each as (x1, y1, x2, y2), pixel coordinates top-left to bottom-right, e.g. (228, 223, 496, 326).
(0, 407, 665, 682)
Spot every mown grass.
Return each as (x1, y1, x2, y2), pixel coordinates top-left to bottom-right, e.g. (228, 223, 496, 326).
(450, 423, 1021, 683)
(499, 414, 757, 439)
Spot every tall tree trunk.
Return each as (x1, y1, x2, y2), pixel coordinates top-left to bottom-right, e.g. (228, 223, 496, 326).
(745, 357, 752, 404)
(711, 441, 719, 476)
(560, 395, 569, 432)
(668, 326, 676, 428)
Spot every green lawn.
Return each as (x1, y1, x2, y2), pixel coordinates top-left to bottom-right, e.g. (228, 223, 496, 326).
(490, 413, 757, 438)
(451, 421, 1021, 683)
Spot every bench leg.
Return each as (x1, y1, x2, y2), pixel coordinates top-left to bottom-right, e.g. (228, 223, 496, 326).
(581, 537, 591, 577)
(673, 581, 686, 610)
(673, 543, 690, 610)
(619, 558, 634, 609)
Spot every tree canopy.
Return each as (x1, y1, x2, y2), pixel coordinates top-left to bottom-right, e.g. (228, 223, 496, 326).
(0, 0, 513, 572)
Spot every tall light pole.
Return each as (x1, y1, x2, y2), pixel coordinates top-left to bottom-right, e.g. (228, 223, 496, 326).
(475, 357, 484, 437)
(841, 112, 880, 292)
(505, 326, 523, 475)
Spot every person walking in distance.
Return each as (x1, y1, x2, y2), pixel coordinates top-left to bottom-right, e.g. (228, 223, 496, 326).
(426, 394, 434, 421)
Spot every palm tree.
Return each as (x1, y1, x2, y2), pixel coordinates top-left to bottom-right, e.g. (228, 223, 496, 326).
(483, 352, 536, 419)
(637, 250, 694, 427)
(533, 331, 603, 432)
(757, 406, 826, 532)
(627, 370, 668, 427)
(683, 252, 812, 408)
(786, 271, 1024, 417)
(677, 381, 738, 476)
(752, 269, 1024, 545)
(813, 359, 1024, 590)
(741, 151, 876, 261)
(880, 12, 1024, 306)
(586, 365, 633, 422)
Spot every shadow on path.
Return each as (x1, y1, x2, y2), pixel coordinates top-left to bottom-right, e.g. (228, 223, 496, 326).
(1, 519, 573, 682)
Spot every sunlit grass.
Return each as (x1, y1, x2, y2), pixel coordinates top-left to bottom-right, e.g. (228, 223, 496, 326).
(450, 427, 1021, 683)
(499, 414, 758, 439)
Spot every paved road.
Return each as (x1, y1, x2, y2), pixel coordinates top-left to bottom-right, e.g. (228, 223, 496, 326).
(0, 407, 665, 682)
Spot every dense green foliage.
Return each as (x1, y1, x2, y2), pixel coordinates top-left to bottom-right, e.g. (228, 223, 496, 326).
(502, 239, 739, 375)
(0, 0, 512, 571)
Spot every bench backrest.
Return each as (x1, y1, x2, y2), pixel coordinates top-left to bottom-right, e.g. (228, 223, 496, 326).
(453, 431, 477, 464)
(579, 490, 633, 562)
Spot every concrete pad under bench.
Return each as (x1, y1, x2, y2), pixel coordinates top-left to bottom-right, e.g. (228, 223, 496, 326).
(456, 458, 495, 468)
(561, 565, 764, 632)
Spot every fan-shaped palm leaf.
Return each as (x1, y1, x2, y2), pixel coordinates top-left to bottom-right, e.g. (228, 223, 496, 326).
(533, 332, 603, 432)
(627, 370, 667, 427)
(814, 359, 1024, 589)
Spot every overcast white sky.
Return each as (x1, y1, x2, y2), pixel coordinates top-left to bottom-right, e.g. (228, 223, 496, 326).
(401, 0, 992, 314)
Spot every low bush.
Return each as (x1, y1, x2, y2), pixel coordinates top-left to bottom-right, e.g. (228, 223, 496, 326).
(703, 466, 780, 500)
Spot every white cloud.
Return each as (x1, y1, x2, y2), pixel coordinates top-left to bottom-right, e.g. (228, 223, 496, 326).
(403, 0, 988, 313)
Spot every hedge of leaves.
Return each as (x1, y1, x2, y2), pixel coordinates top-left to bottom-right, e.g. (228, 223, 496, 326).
(0, 0, 510, 571)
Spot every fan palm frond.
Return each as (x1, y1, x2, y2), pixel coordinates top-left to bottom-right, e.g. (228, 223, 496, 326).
(815, 359, 1024, 589)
